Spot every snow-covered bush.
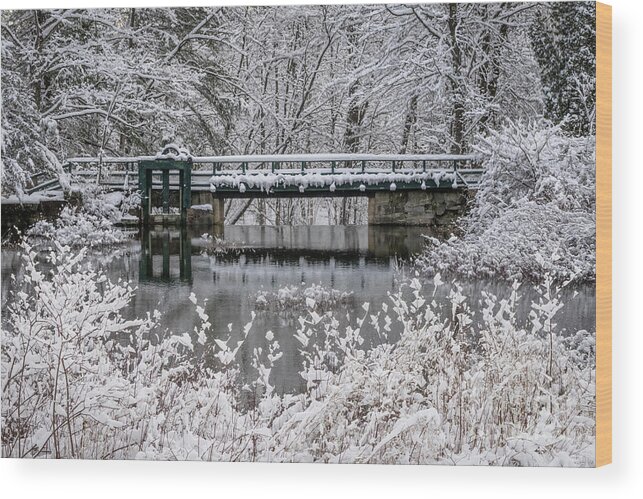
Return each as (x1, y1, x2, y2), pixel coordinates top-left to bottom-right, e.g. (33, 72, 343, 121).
(1, 242, 154, 457)
(420, 120, 596, 281)
(199, 233, 247, 255)
(73, 182, 139, 223)
(2, 243, 595, 465)
(255, 283, 354, 312)
(289, 276, 595, 465)
(26, 206, 130, 248)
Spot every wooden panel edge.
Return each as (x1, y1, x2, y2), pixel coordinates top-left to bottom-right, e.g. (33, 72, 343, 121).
(596, 1, 612, 468)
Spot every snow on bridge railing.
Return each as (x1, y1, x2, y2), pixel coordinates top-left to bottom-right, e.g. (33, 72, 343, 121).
(63, 153, 481, 176)
(64, 153, 479, 164)
(190, 153, 479, 163)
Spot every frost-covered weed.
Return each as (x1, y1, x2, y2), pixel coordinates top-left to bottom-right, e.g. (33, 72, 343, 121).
(1, 243, 595, 465)
(421, 120, 596, 282)
(200, 233, 247, 255)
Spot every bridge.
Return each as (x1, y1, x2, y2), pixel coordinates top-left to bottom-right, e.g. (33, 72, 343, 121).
(21, 147, 484, 227)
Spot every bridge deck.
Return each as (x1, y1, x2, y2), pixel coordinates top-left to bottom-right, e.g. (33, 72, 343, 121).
(24, 153, 484, 197)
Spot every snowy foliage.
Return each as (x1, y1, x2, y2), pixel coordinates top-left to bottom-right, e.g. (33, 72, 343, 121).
(199, 233, 248, 256)
(2, 244, 595, 465)
(419, 121, 596, 281)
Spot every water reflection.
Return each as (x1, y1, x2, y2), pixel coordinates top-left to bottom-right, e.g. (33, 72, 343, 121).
(208, 225, 427, 256)
(139, 227, 192, 283)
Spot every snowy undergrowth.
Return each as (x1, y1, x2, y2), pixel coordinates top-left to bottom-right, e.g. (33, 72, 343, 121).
(26, 206, 130, 248)
(255, 283, 354, 312)
(420, 121, 596, 282)
(1, 243, 595, 465)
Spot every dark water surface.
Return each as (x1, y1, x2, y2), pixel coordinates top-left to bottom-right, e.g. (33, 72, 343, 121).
(1, 225, 595, 393)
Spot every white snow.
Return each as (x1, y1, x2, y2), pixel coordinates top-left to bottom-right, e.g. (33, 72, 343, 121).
(103, 191, 123, 207)
(420, 123, 596, 282)
(208, 169, 459, 193)
(191, 204, 213, 211)
(1, 191, 64, 205)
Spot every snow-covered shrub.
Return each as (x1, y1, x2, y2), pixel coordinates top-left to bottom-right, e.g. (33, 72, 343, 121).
(26, 206, 130, 247)
(289, 276, 595, 465)
(1, 242, 153, 458)
(2, 244, 595, 465)
(73, 182, 139, 223)
(420, 120, 596, 281)
(255, 283, 354, 311)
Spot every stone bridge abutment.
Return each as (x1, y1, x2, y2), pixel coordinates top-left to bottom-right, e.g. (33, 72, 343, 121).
(187, 189, 472, 228)
(367, 190, 471, 226)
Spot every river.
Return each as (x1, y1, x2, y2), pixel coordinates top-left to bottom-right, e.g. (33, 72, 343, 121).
(1, 224, 595, 393)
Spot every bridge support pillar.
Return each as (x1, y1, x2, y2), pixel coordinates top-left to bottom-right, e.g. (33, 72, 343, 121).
(367, 190, 470, 226)
(212, 197, 225, 227)
(186, 192, 225, 228)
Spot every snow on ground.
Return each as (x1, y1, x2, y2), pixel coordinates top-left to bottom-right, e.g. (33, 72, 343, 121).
(103, 191, 123, 207)
(1, 190, 64, 204)
(22, 183, 137, 248)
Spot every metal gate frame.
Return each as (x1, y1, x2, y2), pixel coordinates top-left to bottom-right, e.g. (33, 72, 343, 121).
(138, 158, 192, 225)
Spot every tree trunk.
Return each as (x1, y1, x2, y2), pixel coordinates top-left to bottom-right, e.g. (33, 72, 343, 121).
(448, 4, 465, 154)
(399, 94, 418, 154)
